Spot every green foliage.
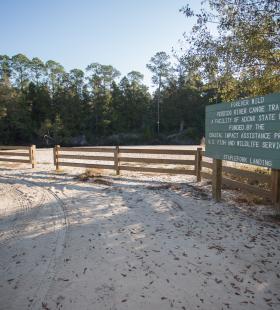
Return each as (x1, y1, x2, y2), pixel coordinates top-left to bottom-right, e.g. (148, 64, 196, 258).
(146, 52, 172, 87)
(181, 0, 280, 101)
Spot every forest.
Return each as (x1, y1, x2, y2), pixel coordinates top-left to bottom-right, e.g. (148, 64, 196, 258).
(0, 0, 279, 146)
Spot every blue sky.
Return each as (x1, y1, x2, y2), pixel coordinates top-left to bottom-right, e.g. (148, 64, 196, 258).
(0, 0, 201, 87)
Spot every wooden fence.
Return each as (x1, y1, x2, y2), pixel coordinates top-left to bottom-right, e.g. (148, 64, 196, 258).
(54, 145, 201, 180)
(0, 144, 277, 208)
(53, 145, 279, 209)
(54, 146, 116, 171)
(201, 151, 279, 205)
(0, 145, 36, 168)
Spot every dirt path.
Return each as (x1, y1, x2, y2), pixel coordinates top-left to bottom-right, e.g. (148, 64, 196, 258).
(0, 167, 280, 310)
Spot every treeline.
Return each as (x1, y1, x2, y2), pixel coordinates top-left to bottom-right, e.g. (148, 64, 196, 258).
(0, 54, 208, 146)
(0, 0, 279, 146)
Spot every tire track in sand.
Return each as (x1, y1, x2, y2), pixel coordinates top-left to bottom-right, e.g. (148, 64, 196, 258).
(0, 174, 68, 310)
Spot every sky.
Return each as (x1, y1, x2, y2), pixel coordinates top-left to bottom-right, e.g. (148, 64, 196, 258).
(0, 0, 202, 88)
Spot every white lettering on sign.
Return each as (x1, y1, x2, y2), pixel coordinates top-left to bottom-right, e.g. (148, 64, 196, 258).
(251, 97, 264, 105)
(241, 115, 255, 122)
(236, 140, 260, 148)
(262, 141, 280, 149)
(230, 99, 250, 108)
(225, 132, 239, 139)
(268, 104, 280, 112)
(209, 132, 223, 138)
(217, 110, 232, 117)
(249, 106, 265, 113)
(258, 113, 276, 121)
(250, 158, 272, 166)
(223, 154, 248, 163)
(214, 117, 232, 124)
(241, 132, 271, 139)
(255, 124, 265, 130)
(228, 125, 244, 130)
(234, 108, 247, 115)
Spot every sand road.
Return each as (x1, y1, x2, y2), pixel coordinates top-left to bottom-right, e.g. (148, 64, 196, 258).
(0, 156, 280, 310)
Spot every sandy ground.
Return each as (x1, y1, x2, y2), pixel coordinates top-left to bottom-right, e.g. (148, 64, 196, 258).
(0, 148, 280, 310)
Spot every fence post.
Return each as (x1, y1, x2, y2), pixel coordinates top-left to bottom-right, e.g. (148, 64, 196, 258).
(195, 147, 202, 182)
(114, 146, 120, 175)
(212, 158, 222, 202)
(29, 145, 32, 167)
(29, 145, 36, 168)
(271, 169, 280, 214)
(53, 146, 56, 167)
(54, 145, 60, 171)
(31, 145, 36, 168)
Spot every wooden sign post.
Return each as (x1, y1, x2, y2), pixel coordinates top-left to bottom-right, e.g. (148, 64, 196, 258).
(195, 147, 202, 182)
(272, 169, 280, 214)
(212, 159, 222, 202)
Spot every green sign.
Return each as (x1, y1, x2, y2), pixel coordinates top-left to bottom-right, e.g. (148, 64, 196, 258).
(205, 93, 280, 169)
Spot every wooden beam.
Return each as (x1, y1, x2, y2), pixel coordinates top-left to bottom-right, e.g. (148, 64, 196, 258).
(55, 145, 60, 171)
(31, 145, 36, 168)
(0, 158, 30, 163)
(119, 157, 195, 165)
(119, 148, 196, 155)
(271, 169, 280, 214)
(195, 147, 202, 182)
(212, 159, 222, 202)
(114, 146, 120, 175)
(53, 146, 56, 167)
(59, 162, 115, 170)
(222, 177, 271, 199)
(223, 165, 271, 184)
(60, 147, 115, 153)
(201, 161, 213, 169)
(119, 165, 196, 175)
(0, 151, 28, 156)
(58, 154, 114, 161)
(0, 146, 30, 150)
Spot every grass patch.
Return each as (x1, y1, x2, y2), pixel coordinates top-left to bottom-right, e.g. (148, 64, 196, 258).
(223, 171, 270, 191)
(233, 194, 269, 206)
(55, 168, 65, 173)
(77, 168, 102, 181)
(76, 168, 113, 186)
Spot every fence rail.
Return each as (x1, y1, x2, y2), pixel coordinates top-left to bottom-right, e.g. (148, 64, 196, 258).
(0, 145, 30, 150)
(119, 148, 197, 155)
(54, 145, 199, 179)
(222, 165, 271, 184)
(0, 145, 36, 168)
(60, 147, 115, 153)
(119, 166, 196, 175)
(201, 151, 273, 201)
(54, 146, 115, 171)
(222, 177, 271, 199)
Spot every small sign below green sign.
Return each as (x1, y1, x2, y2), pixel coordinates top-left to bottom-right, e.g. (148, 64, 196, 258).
(205, 93, 280, 169)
